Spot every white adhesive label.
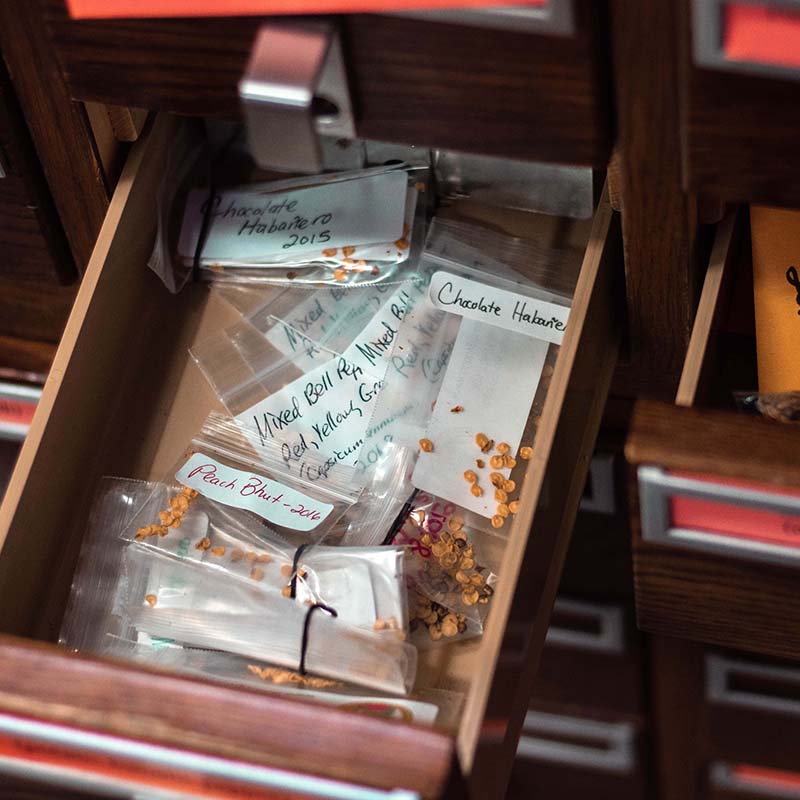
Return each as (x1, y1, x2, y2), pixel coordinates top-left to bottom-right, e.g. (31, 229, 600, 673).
(412, 320, 547, 517)
(175, 453, 333, 532)
(237, 283, 420, 467)
(428, 271, 570, 345)
(178, 171, 408, 264)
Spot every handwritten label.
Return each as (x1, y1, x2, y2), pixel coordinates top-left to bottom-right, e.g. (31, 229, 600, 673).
(264, 285, 394, 372)
(787, 266, 800, 316)
(238, 283, 419, 466)
(178, 172, 407, 264)
(175, 452, 333, 532)
(428, 271, 570, 345)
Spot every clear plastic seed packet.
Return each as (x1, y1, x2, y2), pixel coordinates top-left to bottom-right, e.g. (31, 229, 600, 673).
(377, 219, 576, 525)
(391, 490, 504, 648)
(152, 159, 430, 291)
(61, 477, 415, 695)
(190, 274, 455, 546)
(96, 640, 463, 729)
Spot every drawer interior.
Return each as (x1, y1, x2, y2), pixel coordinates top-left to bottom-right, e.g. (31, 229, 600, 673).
(0, 113, 618, 790)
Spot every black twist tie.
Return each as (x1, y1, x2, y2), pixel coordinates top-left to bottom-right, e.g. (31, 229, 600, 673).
(191, 124, 243, 284)
(289, 543, 311, 599)
(299, 602, 337, 676)
(381, 488, 420, 546)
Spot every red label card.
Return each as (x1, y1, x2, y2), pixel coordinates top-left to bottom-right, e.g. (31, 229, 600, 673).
(669, 470, 800, 549)
(67, 0, 547, 19)
(724, 3, 800, 69)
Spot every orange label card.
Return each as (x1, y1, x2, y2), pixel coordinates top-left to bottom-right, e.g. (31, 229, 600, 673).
(750, 206, 800, 393)
(66, 0, 547, 19)
(724, 3, 800, 69)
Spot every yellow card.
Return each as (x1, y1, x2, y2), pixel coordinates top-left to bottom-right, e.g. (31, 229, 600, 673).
(751, 206, 800, 392)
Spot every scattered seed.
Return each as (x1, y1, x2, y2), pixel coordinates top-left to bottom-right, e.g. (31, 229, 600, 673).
(475, 433, 489, 449)
(497, 503, 510, 518)
(463, 469, 478, 484)
(509, 500, 520, 514)
(210, 546, 226, 557)
(250, 567, 265, 581)
(480, 438, 495, 454)
(476, 459, 485, 469)
(490, 472, 505, 487)
(230, 549, 244, 563)
(496, 442, 510, 455)
(280, 563, 293, 578)
(503, 455, 517, 469)
(419, 438, 434, 453)
(490, 455, 505, 469)
(470, 484, 483, 497)
(195, 537, 211, 551)
(519, 446, 533, 460)
(145, 594, 157, 607)
(447, 517, 464, 532)
(451, 405, 464, 413)
(256, 553, 272, 564)
(503, 480, 516, 493)
(495, 488, 508, 503)
(491, 515, 505, 529)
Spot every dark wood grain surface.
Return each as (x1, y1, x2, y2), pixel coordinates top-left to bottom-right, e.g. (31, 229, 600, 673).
(628, 401, 800, 660)
(0, 0, 109, 273)
(682, 0, 800, 208)
(0, 63, 73, 283)
(627, 400, 800, 489)
(610, 0, 701, 400)
(648, 637, 706, 800)
(0, 635, 454, 799)
(43, 0, 613, 165)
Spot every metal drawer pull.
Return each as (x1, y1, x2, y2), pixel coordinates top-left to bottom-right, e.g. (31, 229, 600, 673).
(516, 710, 636, 773)
(546, 597, 625, 654)
(638, 465, 800, 567)
(0, 712, 419, 799)
(711, 761, 800, 798)
(693, 0, 800, 83)
(707, 653, 800, 716)
(400, 1, 575, 35)
(239, 22, 355, 173)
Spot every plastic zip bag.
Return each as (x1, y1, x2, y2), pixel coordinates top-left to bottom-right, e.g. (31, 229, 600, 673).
(149, 412, 361, 543)
(100, 640, 461, 728)
(391, 490, 504, 647)
(123, 546, 416, 694)
(735, 390, 800, 422)
(395, 221, 571, 524)
(61, 477, 415, 694)
(172, 164, 430, 289)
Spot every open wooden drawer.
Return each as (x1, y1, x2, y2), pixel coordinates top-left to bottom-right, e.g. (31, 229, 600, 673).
(0, 114, 620, 799)
(42, 0, 612, 166)
(626, 209, 800, 661)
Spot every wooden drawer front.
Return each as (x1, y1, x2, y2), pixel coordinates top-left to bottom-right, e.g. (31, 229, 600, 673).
(626, 211, 800, 661)
(0, 64, 73, 284)
(0, 115, 620, 797)
(684, 0, 800, 207)
(532, 597, 644, 717)
(506, 710, 647, 800)
(43, 0, 612, 166)
(706, 654, 800, 775)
